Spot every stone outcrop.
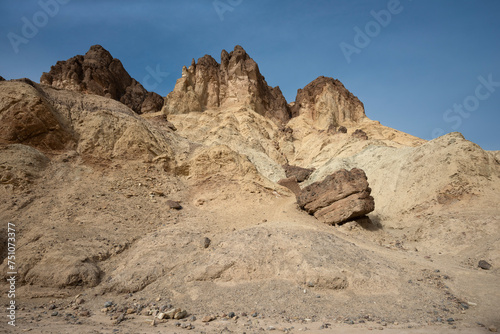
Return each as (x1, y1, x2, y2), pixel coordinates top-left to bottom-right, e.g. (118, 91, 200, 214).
(163, 45, 291, 125)
(296, 168, 374, 225)
(40, 45, 163, 114)
(352, 129, 368, 140)
(283, 164, 315, 183)
(0, 76, 5, 81)
(291, 76, 366, 130)
(0, 79, 74, 151)
(277, 176, 301, 196)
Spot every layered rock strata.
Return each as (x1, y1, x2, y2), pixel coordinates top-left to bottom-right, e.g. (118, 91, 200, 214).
(297, 168, 374, 225)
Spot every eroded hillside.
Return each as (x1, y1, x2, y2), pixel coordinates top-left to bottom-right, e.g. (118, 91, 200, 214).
(1, 45, 499, 333)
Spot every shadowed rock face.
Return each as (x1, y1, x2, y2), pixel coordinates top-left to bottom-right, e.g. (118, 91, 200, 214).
(0, 80, 74, 151)
(297, 168, 374, 225)
(283, 164, 315, 183)
(40, 45, 163, 114)
(0, 76, 5, 81)
(291, 76, 366, 129)
(163, 45, 291, 125)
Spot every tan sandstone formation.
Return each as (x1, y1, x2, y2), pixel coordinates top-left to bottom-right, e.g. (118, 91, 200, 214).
(163, 45, 291, 125)
(291, 76, 366, 130)
(40, 45, 164, 114)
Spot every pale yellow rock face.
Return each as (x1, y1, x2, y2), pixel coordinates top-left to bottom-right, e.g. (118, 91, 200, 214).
(163, 46, 291, 125)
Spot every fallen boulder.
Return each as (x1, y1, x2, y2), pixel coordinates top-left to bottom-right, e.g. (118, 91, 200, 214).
(297, 168, 374, 225)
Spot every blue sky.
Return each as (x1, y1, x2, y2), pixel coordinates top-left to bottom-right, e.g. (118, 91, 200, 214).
(1, 0, 499, 150)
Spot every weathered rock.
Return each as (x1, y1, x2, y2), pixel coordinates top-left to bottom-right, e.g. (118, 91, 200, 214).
(0, 80, 75, 151)
(203, 237, 211, 249)
(174, 309, 188, 319)
(277, 177, 301, 196)
(478, 260, 492, 270)
(297, 168, 374, 225)
(40, 45, 163, 114)
(163, 45, 291, 125)
(164, 308, 179, 319)
(283, 164, 315, 182)
(166, 200, 182, 210)
(352, 129, 368, 140)
(0, 76, 5, 81)
(291, 76, 366, 130)
(201, 315, 215, 322)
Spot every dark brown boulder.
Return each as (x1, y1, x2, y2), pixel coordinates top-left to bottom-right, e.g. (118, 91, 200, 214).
(352, 129, 368, 140)
(40, 45, 163, 114)
(296, 168, 374, 225)
(0, 76, 5, 81)
(283, 164, 315, 183)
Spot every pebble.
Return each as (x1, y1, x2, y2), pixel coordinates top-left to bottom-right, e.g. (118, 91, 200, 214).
(174, 309, 187, 319)
(202, 315, 215, 322)
(203, 237, 211, 248)
(75, 298, 85, 305)
(113, 313, 125, 325)
(166, 200, 182, 210)
(48, 304, 56, 310)
(79, 310, 90, 317)
(164, 308, 179, 319)
(104, 301, 113, 308)
(489, 326, 498, 332)
(51, 311, 58, 316)
(228, 312, 236, 318)
(478, 260, 492, 270)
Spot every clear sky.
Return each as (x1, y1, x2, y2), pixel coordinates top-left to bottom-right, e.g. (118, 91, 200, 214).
(1, 0, 499, 150)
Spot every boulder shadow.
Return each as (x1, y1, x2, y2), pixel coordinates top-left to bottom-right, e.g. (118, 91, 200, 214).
(354, 215, 382, 231)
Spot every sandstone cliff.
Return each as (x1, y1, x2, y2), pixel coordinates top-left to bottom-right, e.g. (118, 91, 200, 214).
(40, 45, 163, 114)
(163, 45, 291, 125)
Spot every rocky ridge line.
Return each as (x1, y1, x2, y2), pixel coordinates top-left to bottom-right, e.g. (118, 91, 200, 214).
(40, 45, 164, 114)
(163, 45, 291, 125)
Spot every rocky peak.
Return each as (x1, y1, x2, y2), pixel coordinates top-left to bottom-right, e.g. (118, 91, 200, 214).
(291, 76, 366, 129)
(0, 76, 5, 82)
(40, 45, 163, 114)
(163, 45, 291, 125)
